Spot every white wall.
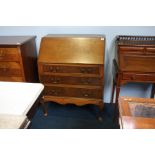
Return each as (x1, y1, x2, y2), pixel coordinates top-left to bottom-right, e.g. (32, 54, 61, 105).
(0, 26, 155, 103)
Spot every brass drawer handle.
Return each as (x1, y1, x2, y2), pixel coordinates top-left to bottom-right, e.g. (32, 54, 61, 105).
(0, 65, 9, 72)
(83, 93, 89, 97)
(49, 66, 60, 72)
(82, 91, 92, 97)
(80, 68, 93, 74)
(49, 67, 54, 72)
(81, 78, 92, 84)
(55, 67, 60, 72)
(50, 77, 61, 83)
(87, 68, 93, 73)
(0, 50, 5, 57)
(2, 67, 8, 72)
(80, 68, 86, 73)
(50, 89, 61, 95)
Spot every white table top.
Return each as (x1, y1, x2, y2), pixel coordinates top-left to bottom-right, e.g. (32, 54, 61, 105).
(0, 82, 44, 115)
(0, 114, 27, 129)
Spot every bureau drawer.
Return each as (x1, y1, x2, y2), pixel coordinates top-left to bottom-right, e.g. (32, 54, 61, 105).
(0, 76, 24, 82)
(0, 48, 20, 61)
(146, 47, 155, 55)
(42, 64, 100, 75)
(40, 75, 102, 86)
(123, 73, 155, 82)
(119, 53, 155, 72)
(0, 62, 22, 76)
(44, 86, 102, 99)
(119, 46, 144, 54)
(119, 46, 155, 72)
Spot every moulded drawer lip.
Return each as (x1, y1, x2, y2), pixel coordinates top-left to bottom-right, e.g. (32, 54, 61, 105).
(43, 83, 102, 89)
(119, 46, 144, 51)
(40, 72, 102, 77)
(39, 62, 102, 67)
(146, 47, 155, 51)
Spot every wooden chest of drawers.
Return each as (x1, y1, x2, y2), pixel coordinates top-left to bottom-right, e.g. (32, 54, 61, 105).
(38, 34, 105, 115)
(111, 36, 155, 118)
(0, 36, 38, 82)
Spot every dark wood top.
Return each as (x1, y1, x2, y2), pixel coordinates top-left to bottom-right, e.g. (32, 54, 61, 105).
(0, 36, 36, 46)
(116, 35, 155, 46)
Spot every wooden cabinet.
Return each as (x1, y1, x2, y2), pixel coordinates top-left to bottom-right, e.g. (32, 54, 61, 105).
(111, 36, 155, 116)
(0, 36, 38, 82)
(38, 34, 105, 115)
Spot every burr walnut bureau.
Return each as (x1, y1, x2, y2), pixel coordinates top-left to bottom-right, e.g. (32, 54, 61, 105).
(0, 36, 38, 82)
(38, 34, 105, 115)
(111, 35, 155, 114)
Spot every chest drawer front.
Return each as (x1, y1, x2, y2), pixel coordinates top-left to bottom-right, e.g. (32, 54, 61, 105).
(119, 46, 155, 72)
(119, 53, 155, 72)
(40, 75, 102, 86)
(0, 76, 24, 82)
(123, 73, 155, 82)
(119, 46, 144, 53)
(42, 64, 100, 75)
(44, 86, 102, 99)
(146, 47, 155, 55)
(0, 62, 22, 76)
(0, 48, 20, 61)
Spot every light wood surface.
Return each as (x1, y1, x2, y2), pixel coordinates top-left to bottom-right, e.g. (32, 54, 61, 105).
(120, 116, 155, 129)
(38, 35, 105, 64)
(119, 97, 155, 129)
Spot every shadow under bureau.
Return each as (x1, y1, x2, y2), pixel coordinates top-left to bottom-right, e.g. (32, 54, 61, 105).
(38, 34, 105, 115)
